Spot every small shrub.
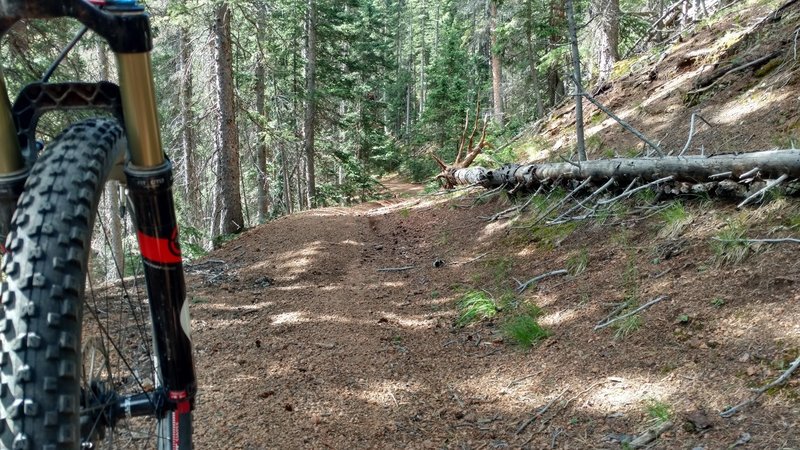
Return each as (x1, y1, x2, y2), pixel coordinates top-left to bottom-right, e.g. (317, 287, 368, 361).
(566, 248, 589, 275)
(633, 188, 657, 205)
(483, 257, 513, 284)
(711, 220, 751, 266)
(614, 314, 641, 339)
(645, 399, 672, 425)
(503, 314, 551, 348)
(456, 291, 498, 327)
(711, 297, 726, 308)
(658, 201, 692, 238)
(785, 213, 800, 230)
(527, 222, 578, 250)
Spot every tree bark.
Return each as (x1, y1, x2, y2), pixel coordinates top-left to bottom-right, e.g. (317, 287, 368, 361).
(254, 12, 270, 223)
(254, 60, 270, 222)
(440, 150, 800, 190)
(214, 2, 244, 235)
(593, 0, 620, 86)
(524, 0, 544, 119)
(178, 27, 200, 222)
(566, 0, 587, 161)
(546, 1, 566, 107)
(303, 0, 318, 208)
(489, 0, 504, 128)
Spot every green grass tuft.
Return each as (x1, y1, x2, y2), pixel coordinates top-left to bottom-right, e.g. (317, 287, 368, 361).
(711, 220, 751, 266)
(503, 314, 551, 348)
(645, 399, 672, 425)
(566, 248, 589, 275)
(456, 291, 498, 327)
(526, 222, 578, 250)
(613, 314, 641, 339)
(658, 201, 692, 238)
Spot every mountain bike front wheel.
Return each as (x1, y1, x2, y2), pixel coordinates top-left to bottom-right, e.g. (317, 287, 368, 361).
(0, 118, 192, 449)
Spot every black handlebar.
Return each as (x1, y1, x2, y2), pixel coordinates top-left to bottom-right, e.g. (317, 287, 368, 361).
(0, 0, 152, 53)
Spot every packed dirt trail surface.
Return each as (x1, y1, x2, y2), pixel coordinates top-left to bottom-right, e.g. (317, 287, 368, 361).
(187, 179, 799, 449)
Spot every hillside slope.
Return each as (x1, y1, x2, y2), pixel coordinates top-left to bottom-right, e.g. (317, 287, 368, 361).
(519, 0, 800, 163)
(189, 2, 800, 449)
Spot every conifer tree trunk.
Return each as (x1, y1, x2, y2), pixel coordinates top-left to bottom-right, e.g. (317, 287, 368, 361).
(566, 0, 587, 161)
(303, 0, 317, 208)
(254, 20, 270, 222)
(489, 0, 504, 128)
(524, 0, 544, 118)
(593, 0, 620, 86)
(178, 28, 200, 222)
(214, 2, 244, 234)
(547, 1, 566, 107)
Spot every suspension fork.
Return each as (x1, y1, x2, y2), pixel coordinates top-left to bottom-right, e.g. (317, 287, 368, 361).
(0, 67, 28, 251)
(117, 49, 197, 427)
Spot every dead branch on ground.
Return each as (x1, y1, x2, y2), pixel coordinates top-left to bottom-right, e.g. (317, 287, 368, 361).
(516, 270, 570, 294)
(376, 266, 415, 272)
(581, 91, 663, 156)
(713, 237, 800, 245)
(629, 420, 674, 448)
(689, 50, 783, 96)
(594, 296, 669, 330)
(720, 354, 800, 418)
(515, 388, 568, 435)
(737, 174, 789, 208)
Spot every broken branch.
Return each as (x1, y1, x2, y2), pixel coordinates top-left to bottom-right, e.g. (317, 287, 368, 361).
(736, 174, 789, 208)
(516, 270, 570, 294)
(594, 295, 669, 330)
(597, 176, 675, 206)
(629, 420, 674, 448)
(377, 266, 415, 273)
(712, 237, 800, 245)
(720, 354, 800, 418)
(581, 91, 663, 156)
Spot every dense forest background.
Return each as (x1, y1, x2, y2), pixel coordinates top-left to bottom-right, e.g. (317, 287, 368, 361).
(0, 0, 729, 252)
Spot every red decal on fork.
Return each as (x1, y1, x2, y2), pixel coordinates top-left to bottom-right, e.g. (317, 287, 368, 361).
(137, 228, 182, 264)
(170, 390, 191, 450)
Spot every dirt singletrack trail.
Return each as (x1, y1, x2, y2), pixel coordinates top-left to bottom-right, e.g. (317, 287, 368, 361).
(186, 182, 800, 449)
(187, 187, 528, 449)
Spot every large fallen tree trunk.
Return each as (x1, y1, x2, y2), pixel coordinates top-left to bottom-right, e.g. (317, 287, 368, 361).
(441, 150, 800, 191)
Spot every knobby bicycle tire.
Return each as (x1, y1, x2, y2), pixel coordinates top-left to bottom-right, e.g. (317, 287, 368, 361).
(0, 118, 190, 449)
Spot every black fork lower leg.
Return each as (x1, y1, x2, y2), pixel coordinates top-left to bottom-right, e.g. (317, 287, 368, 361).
(125, 161, 197, 420)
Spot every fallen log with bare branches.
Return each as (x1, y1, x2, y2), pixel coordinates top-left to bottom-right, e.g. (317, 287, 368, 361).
(435, 150, 800, 199)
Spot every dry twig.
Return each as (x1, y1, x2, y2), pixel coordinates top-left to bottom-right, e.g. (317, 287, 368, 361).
(594, 295, 669, 330)
(736, 174, 789, 208)
(720, 354, 800, 418)
(597, 176, 674, 206)
(551, 177, 617, 223)
(516, 269, 569, 294)
(376, 266, 415, 272)
(515, 389, 568, 435)
(713, 237, 800, 245)
(629, 420, 674, 448)
(675, 112, 712, 156)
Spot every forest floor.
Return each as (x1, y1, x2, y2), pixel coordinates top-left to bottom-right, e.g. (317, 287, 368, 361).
(186, 2, 800, 448)
(188, 175, 800, 449)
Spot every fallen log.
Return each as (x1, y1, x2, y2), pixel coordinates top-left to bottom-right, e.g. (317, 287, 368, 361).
(439, 150, 800, 191)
